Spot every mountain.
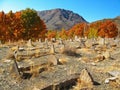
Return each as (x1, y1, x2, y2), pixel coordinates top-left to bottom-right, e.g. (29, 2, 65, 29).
(37, 8, 87, 30)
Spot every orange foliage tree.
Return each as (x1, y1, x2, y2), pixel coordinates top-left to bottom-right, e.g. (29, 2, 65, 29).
(46, 30, 57, 40)
(85, 21, 102, 38)
(68, 22, 87, 38)
(0, 8, 47, 42)
(98, 20, 118, 38)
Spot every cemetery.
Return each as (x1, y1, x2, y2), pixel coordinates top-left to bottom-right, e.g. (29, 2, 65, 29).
(0, 37, 120, 90)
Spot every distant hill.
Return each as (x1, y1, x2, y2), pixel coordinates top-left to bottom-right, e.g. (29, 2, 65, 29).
(113, 16, 120, 29)
(113, 16, 120, 38)
(37, 8, 87, 30)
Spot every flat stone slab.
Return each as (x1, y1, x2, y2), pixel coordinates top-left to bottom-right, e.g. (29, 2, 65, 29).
(39, 73, 80, 90)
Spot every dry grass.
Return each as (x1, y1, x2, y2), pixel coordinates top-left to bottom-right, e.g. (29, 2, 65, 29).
(109, 79, 120, 88)
(0, 68, 4, 74)
(30, 65, 41, 77)
(62, 47, 80, 57)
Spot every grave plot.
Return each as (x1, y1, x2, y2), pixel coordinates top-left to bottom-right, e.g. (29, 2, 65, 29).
(0, 38, 120, 90)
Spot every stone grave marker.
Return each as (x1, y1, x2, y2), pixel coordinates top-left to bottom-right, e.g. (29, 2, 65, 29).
(73, 68, 94, 90)
(85, 39, 93, 48)
(27, 39, 33, 47)
(48, 55, 58, 66)
(98, 37, 105, 45)
(50, 44, 55, 54)
(39, 38, 42, 43)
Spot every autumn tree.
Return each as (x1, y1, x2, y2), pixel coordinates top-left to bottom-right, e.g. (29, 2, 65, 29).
(14, 11, 23, 40)
(59, 28, 68, 40)
(68, 22, 87, 38)
(87, 27, 98, 39)
(21, 8, 46, 40)
(98, 20, 118, 38)
(0, 8, 47, 42)
(0, 11, 6, 41)
(6, 10, 16, 41)
(46, 30, 57, 40)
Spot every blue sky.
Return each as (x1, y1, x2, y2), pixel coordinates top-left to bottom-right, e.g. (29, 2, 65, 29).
(0, 0, 119, 22)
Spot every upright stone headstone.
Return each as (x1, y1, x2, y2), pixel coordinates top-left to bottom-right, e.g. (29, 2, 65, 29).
(39, 38, 42, 43)
(74, 68, 93, 90)
(48, 55, 58, 66)
(50, 44, 55, 54)
(79, 69, 93, 85)
(85, 39, 93, 48)
(27, 39, 33, 47)
(12, 50, 21, 76)
(74, 36, 80, 42)
(45, 38, 48, 43)
(60, 44, 65, 54)
(98, 37, 105, 45)
(44, 38, 48, 48)
(51, 38, 56, 42)
(59, 38, 63, 45)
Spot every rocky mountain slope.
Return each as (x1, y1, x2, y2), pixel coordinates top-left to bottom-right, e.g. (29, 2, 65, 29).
(37, 8, 87, 30)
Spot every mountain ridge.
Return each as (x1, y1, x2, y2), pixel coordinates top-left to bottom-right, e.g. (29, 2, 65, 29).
(37, 8, 87, 30)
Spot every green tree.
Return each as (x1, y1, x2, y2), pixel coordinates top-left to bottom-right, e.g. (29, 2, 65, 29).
(21, 8, 45, 40)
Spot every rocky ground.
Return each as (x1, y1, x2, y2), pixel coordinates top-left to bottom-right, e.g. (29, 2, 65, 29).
(0, 38, 120, 90)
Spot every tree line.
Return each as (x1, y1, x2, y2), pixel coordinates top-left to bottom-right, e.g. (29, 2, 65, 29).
(0, 8, 46, 42)
(0, 8, 118, 43)
(46, 20, 118, 40)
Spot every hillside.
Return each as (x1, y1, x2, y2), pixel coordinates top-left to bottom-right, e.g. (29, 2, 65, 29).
(90, 16, 120, 38)
(113, 16, 120, 37)
(37, 8, 87, 30)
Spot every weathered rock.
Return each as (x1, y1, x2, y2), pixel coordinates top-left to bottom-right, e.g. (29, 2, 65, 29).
(11, 45, 19, 51)
(6, 50, 15, 59)
(105, 77, 118, 84)
(10, 62, 21, 77)
(105, 70, 120, 87)
(108, 70, 120, 77)
(73, 68, 94, 90)
(48, 55, 58, 66)
(58, 58, 68, 64)
(49, 44, 55, 54)
(98, 37, 105, 45)
(39, 73, 80, 90)
(26, 39, 33, 47)
(51, 38, 56, 42)
(79, 69, 94, 85)
(59, 44, 65, 54)
(102, 51, 111, 59)
(33, 87, 40, 90)
(85, 39, 93, 48)
(74, 36, 80, 42)
(39, 38, 42, 43)
(93, 55, 105, 62)
(59, 39, 63, 45)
